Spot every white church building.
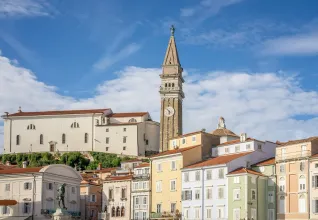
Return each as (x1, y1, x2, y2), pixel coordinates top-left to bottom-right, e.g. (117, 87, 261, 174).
(1, 108, 159, 156)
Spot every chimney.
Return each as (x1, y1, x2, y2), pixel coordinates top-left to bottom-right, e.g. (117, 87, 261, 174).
(22, 161, 27, 168)
(201, 128, 206, 132)
(5, 161, 11, 166)
(4, 112, 9, 116)
(240, 133, 247, 142)
(18, 106, 22, 113)
(97, 163, 102, 170)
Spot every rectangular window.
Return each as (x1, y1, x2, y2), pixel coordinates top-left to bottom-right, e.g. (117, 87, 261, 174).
(156, 204, 161, 213)
(195, 189, 200, 200)
(170, 203, 176, 213)
(258, 144, 262, 150)
(217, 208, 224, 218)
(268, 209, 274, 220)
(123, 146, 126, 150)
(23, 203, 31, 214)
(184, 172, 189, 182)
(280, 164, 285, 173)
(182, 190, 192, 200)
(47, 183, 53, 190)
(314, 200, 318, 213)
(251, 189, 256, 200)
(123, 128, 126, 132)
(218, 168, 224, 179)
(123, 136, 127, 143)
(301, 145, 307, 157)
(206, 188, 212, 199)
(206, 170, 212, 180)
(106, 128, 109, 132)
(157, 163, 162, 172)
(184, 209, 189, 219)
(106, 137, 109, 144)
(91, 194, 96, 202)
(171, 161, 176, 170)
(235, 145, 240, 152)
(234, 176, 240, 183)
(218, 187, 224, 199)
(234, 209, 240, 220)
(182, 138, 186, 144)
(195, 208, 200, 219)
(281, 148, 286, 160)
(2, 206, 10, 215)
(206, 208, 212, 219)
(234, 189, 240, 200)
(5, 184, 10, 191)
(192, 136, 196, 142)
(170, 180, 176, 191)
(195, 171, 200, 181)
(313, 176, 318, 188)
(109, 189, 113, 199)
(268, 191, 274, 203)
(225, 147, 229, 153)
(251, 208, 256, 220)
(24, 182, 32, 190)
(315, 163, 318, 168)
(156, 181, 162, 192)
(106, 147, 109, 151)
(246, 144, 251, 150)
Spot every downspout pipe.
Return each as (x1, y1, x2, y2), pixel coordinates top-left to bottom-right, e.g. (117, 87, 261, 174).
(92, 113, 96, 151)
(32, 173, 36, 220)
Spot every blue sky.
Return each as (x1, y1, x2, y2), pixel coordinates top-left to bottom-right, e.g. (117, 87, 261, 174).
(0, 0, 318, 149)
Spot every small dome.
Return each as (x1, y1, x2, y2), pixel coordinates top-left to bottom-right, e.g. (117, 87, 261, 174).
(211, 128, 238, 137)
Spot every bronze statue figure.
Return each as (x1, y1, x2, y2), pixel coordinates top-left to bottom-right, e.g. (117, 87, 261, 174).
(56, 183, 67, 210)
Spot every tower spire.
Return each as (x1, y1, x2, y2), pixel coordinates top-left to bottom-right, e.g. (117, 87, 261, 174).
(162, 25, 181, 68)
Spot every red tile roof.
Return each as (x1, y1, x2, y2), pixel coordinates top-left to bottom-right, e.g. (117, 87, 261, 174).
(217, 138, 262, 146)
(0, 164, 18, 170)
(252, 158, 275, 166)
(105, 175, 133, 181)
(135, 163, 149, 168)
(110, 112, 148, 117)
(7, 109, 110, 117)
(211, 128, 238, 137)
(0, 167, 42, 174)
(150, 145, 201, 158)
(121, 159, 142, 163)
(277, 136, 318, 147)
(184, 152, 252, 169)
(227, 167, 265, 176)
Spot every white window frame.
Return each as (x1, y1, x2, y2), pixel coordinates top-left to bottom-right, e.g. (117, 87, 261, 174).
(206, 208, 212, 219)
(192, 135, 196, 142)
(184, 172, 189, 182)
(233, 189, 240, 200)
(171, 161, 176, 171)
(233, 209, 240, 220)
(218, 187, 224, 199)
(268, 191, 274, 203)
(234, 176, 240, 183)
(195, 208, 200, 219)
(195, 189, 200, 200)
(195, 170, 200, 181)
(156, 181, 162, 192)
(279, 196, 285, 213)
(206, 170, 212, 180)
(268, 209, 274, 220)
(206, 188, 212, 199)
(157, 163, 162, 172)
(299, 176, 306, 191)
(170, 179, 176, 191)
(5, 183, 10, 191)
(299, 195, 306, 213)
(218, 168, 224, 179)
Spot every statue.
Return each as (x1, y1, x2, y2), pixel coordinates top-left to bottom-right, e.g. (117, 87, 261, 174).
(170, 25, 175, 36)
(56, 183, 67, 210)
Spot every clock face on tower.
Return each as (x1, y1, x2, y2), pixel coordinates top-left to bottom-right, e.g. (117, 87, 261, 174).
(164, 106, 175, 117)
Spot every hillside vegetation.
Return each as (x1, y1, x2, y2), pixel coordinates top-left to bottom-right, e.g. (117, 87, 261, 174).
(0, 152, 148, 170)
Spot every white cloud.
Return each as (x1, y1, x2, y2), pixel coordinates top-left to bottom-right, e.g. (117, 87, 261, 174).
(1, 51, 318, 151)
(93, 43, 141, 71)
(0, 0, 56, 18)
(261, 33, 318, 56)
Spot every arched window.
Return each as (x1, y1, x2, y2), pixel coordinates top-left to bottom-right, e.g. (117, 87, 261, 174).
(299, 194, 306, 213)
(168, 83, 171, 87)
(279, 177, 285, 192)
(71, 122, 79, 128)
(27, 124, 36, 130)
(111, 207, 115, 217)
(16, 135, 20, 145)
(279, 196, 285, 214)
(40, 134, 43, 145)
(84, 133, 88, 143)
(121, 206, 125, 217)
(62, 134, 66, 144)
(129, 118, 137, 123)
(116, 207, 120, 216)
(121, 188, 126, 199)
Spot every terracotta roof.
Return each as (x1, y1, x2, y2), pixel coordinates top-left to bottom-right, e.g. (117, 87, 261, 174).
(311, 154, 318, 158)
(135, 163, 149, 168)
(0, 164, 18, 170)
(227, 167, 265, 176)
(211, 128, 238, 137)
(105, 175, 133, 181)
(96, 167, 117, 173)
(0, 200, 18, 206)
(252, 157, 275, 166)
(217, 138, 262, 147)
(7, 109, 110, 117)
(0, 167, 42, 174)
(184, 152, 252, 169)
(277, 136, 318, 147)
(110, 112, 148, 117)
(150, 145, 201, 158)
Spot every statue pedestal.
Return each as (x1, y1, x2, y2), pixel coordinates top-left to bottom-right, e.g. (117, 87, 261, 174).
(52, 208, 72, 220)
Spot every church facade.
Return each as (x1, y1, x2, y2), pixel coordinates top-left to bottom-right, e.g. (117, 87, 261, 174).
(2, 108, 159, 156)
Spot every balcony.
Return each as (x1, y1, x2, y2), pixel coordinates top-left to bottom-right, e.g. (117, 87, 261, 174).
(133, 173, 150, 180)
(98, 212, 110, 220)
(150, 212, 181, 220)
(276, 150, 311, 162)
(134, 204, 148, 210)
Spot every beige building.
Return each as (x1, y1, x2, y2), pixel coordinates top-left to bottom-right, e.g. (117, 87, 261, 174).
(101, 175, 132, 220)
(276, 136, 318, 220)
(2, 108, 159, 156)
(80, 178, 102, 220)
(310, 152, 318, 219)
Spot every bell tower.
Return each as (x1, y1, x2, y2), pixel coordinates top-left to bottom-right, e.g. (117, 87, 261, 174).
(159, 25, 184, 152)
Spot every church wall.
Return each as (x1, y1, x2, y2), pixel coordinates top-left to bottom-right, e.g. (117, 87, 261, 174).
(145, 121, 160, 153)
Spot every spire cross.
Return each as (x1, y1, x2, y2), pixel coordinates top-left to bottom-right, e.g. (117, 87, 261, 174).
(170, 25, 175, 36)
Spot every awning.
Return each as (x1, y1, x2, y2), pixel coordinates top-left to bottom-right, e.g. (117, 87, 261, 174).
(0, 200, 18, 206)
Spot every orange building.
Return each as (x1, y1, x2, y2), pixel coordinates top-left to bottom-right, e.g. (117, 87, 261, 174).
(276, 136, 318, 220)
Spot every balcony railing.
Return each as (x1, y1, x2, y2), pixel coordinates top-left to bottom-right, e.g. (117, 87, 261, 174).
(150, 212, 181, 219)
(133, 174, 150, 179)
(135, 204, 148, 209)
(41, 209, 81, 217)
(276, 150, 311, 162)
